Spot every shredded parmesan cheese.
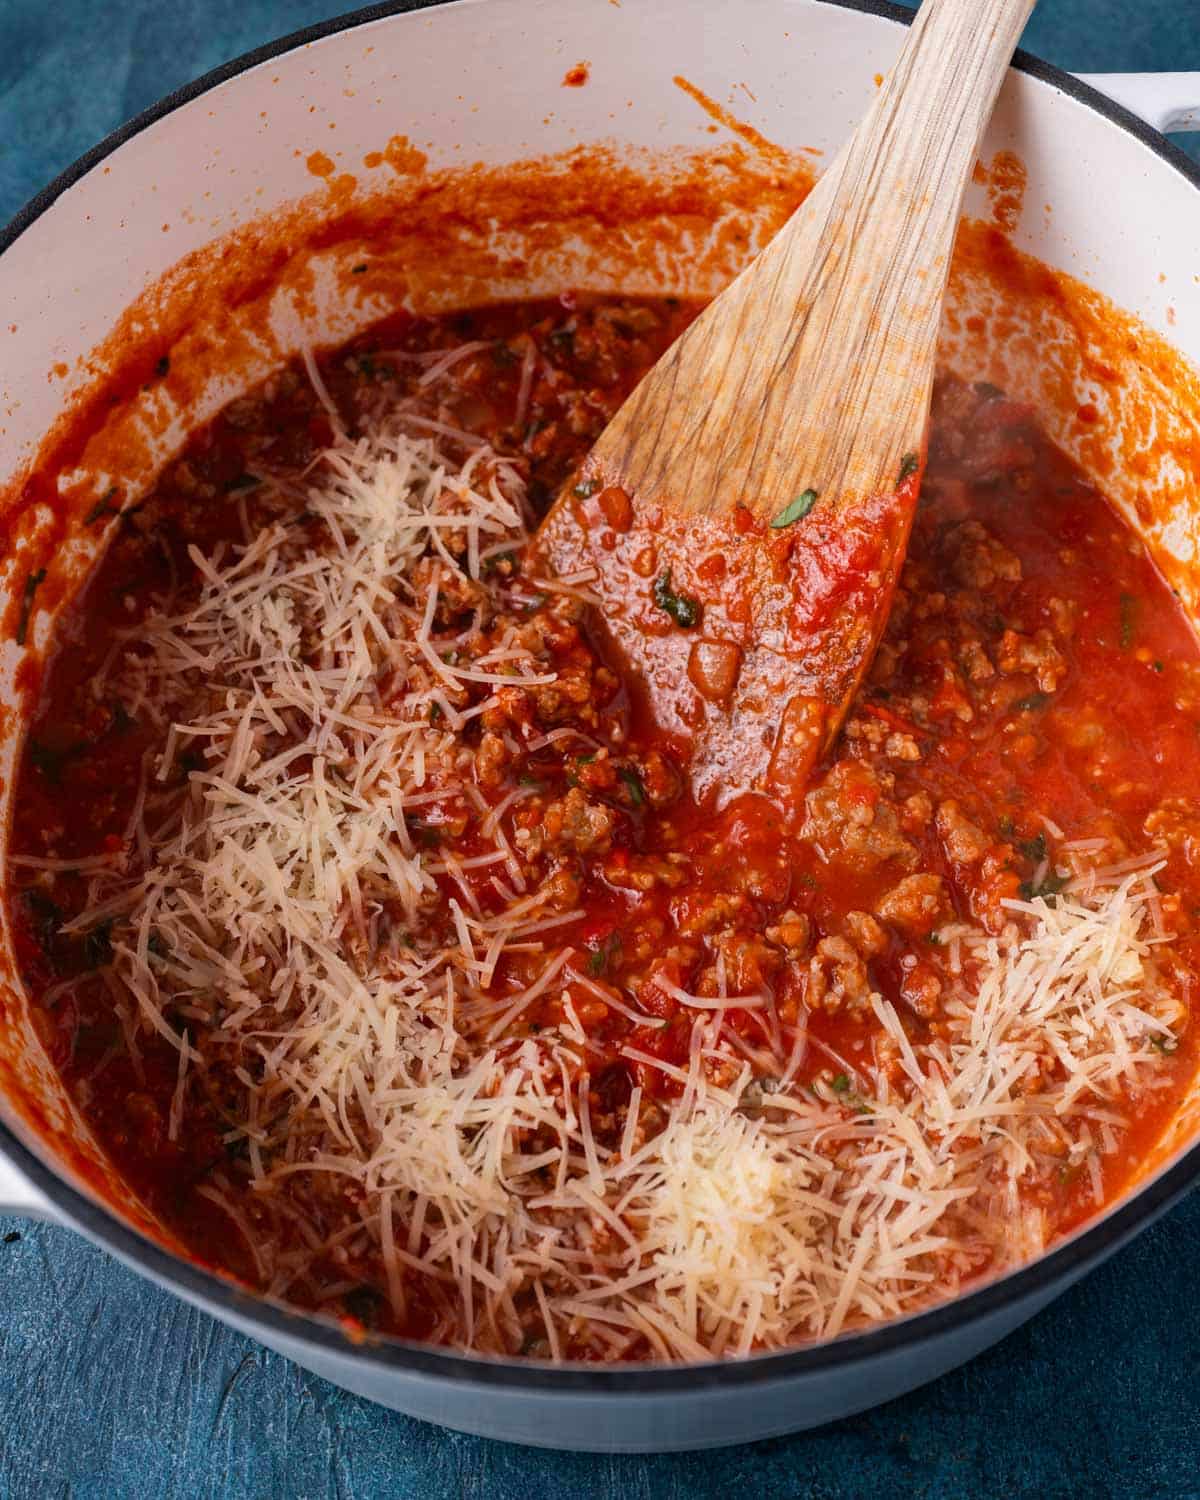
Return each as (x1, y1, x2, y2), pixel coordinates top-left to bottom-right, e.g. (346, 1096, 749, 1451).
(62, 382, 1182, 1363)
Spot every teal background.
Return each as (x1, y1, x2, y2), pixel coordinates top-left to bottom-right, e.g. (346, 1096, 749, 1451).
(1, 1, 1199, 1495)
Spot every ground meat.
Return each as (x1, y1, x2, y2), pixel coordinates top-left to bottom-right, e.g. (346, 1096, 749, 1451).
(996, 627, 1067, 691)
(541, 786, 614, 855)
(936, 800, 992, 865)
(899, 959, 943, 1019)
(844, 911, 888, 957)
(604, 851, 689, 892)
(808, 936, 873, 1013)
(764, 911, 811, 959)
(1144, 798, 1200, 865)
(942, 520, 1022, 591)
(959, 634, 995, 683)
(802, 762, 917, 873)
(877, 874, 945, 935)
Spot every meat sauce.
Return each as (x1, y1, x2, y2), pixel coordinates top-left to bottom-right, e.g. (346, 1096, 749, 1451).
(8, 294, 1200, 1355)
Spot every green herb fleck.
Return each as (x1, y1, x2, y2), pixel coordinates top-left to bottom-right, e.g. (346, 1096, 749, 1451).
(428, 703, 443, 724)
(618, 767, 646, 807)
(1012, 690, 1051, 713)
(998, 814, 1015, 837)
(587, 933, 622, 978)
(975, 381, 1004, 401)
(155, 355, 170, 378)
(572, 477, 600, 499)
(830, 1073, 850, 1094)
(898, 452, 920, 483)
(24, 891, 63, 962)
(1153, 660, 1165, 673)
(652, 570, 700, 628)
(15, 569, 45, 646)
(82, 920, 114, 971)
(351, 263, 368, 275)
(84, 487, 120, 526)
(1019, 832, 1047, 864)
(28, 739, 81, 785)
(928, 931, 942, 946)
(147, 933, 169, 960)
(1149, 1034, 1179, 1055)
(481, 550, 516, 576)
(518, 774, 544, 789)
(1019, 871, 1069, 905)
(1119, 591, 1137, 650)
(223, 473, 261, 492)
(770, 488, 818, 529)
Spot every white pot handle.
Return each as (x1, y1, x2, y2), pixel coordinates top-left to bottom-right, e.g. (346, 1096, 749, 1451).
(1075, 73, 1200, 134)
(0, 1149, 57, 1222)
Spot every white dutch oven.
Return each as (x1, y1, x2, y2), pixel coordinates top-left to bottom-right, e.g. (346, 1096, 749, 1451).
(1, 0, 1199, 1454)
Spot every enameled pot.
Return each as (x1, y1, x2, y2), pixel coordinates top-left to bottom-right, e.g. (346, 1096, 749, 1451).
(1, 0, 1199, 1453)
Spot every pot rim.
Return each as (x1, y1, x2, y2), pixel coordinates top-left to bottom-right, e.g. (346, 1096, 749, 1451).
(2, 0, 1199, 1395)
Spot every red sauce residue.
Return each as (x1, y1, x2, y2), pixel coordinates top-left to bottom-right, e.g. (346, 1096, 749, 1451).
(671, 75, 792, 167)
(982, 149, 1027, 233)
(562, 61, 591, 88)
(382, 134, 428, 174)
(305, 150, 336, 179)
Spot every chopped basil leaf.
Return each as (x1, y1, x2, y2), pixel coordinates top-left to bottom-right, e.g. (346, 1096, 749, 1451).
(1012, 690, 1051, 713)
(15, 568, 45, 646)
(572, 477, 600, 499)
(82, 920, 114, 971)
(618, 767, 646, 806)
(831, 1073, 850, 1093)
(770, 488, 818, 529)
(84, 488, 120, 526)
(898, 452, 919, 482)
(652, 570, 700, 628)
(24, 890, 63, 962)
(1019, 871, 1068, 904)
(1019, 832, 1047, 863)
(587, 933, 622, 978)
(28, 739, 81, 784)
(1119, 592, 1137, 650)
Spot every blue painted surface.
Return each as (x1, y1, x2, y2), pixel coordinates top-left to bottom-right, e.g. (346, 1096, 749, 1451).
(1, 1, 1199, 1495)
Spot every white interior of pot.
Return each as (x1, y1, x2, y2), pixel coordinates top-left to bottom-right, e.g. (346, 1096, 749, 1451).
(1, 0, 1198, 1270)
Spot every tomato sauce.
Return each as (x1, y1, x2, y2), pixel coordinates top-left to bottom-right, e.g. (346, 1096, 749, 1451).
(7, 293, 1200, 1354)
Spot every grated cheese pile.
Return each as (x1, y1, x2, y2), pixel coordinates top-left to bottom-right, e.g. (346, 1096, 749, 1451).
(59, 381, 1184, 1362)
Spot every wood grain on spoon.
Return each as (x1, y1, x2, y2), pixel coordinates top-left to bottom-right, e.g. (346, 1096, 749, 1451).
(534, 0, 1036, 807)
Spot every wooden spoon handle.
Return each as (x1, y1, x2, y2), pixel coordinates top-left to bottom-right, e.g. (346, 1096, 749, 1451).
(588, 0, 1036, 526)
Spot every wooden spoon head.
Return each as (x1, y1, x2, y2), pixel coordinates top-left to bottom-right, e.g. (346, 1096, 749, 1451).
(533, 464, 921, 807)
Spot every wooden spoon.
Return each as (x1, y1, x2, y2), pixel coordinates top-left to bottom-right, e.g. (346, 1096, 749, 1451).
(534, 0, 1035, 806)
